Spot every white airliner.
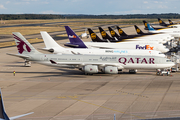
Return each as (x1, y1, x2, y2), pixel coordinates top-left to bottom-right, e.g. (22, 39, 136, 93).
(64, 26, 169, 53)
(7, 32, 174, 75)
(0, 89, 33, 120)
(40, 31, 165, 57)
(79, 28, 88, 38)
(147, 23, 180, 38)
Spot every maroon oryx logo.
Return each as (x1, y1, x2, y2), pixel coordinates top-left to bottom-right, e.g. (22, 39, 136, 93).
(13, 34, 31, 54)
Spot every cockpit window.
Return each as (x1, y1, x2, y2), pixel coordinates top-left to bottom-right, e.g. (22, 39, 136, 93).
(166, 60, 172, 62)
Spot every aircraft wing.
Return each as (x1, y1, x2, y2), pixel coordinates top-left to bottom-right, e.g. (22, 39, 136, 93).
(50, 60, 124, 68)
(9, 112, 34, 120)
(6, 53, 30, 59)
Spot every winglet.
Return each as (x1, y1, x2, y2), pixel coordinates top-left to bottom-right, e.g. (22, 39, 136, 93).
(65, 26, 87, 48)
(0, 89, 10, 120)
(134, 25, 144, 34)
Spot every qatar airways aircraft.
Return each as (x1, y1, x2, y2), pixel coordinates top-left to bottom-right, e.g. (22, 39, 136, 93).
(7, 32, 174, 74)
(64, 26, 169, 53)
(0, 89, 33, 120)
(40, 31, 165, 57)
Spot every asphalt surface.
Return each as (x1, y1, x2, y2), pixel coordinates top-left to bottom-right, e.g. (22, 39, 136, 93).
(1, 24, 180, 120)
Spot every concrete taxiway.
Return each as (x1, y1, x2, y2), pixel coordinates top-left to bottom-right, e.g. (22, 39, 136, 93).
(0, 25, 180, 120)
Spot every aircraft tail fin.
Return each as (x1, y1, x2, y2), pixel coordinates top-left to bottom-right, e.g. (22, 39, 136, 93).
(143, 20, 149, 30)
(168, 19, 174, 25)
(147, 24, 155, 31)
(108, 27, 120, 38)
(98, 27, 112, 40)
(40, 31, 64, 49)
(116, 26, 127, 36)
(65, 26, 87, 48)
(87, 28, 103, 42)
(0, 89, 10, 120)
(158, 18, 167, 26)
(134, 25, 144, 34)
(13, 32, 41, 55)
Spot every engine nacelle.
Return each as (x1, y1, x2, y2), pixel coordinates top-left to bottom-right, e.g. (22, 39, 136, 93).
(83, 65, 98, 74)
(103, 66, 118, 74)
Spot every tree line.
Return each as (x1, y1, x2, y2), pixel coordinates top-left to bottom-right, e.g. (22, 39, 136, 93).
(0, 13, 180, 20)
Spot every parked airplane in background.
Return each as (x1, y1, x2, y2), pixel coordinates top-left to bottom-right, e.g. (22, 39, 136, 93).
(64, 26, 169, 53)
(147, 23, 180, 37)
(79, 28, 88, 38)
(143, 20, 164, 30)
(158, 18, 169, 27)
(158, 18, 179, 27)
(40, 31, 165, 57)
(0, 89, 33, 120)
(89, 27, 172, 44)
(7, 32, 174, 74)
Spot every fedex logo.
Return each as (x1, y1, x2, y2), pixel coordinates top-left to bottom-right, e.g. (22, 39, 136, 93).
(69, 35, 76, 38)
(136, 45, 154, 50)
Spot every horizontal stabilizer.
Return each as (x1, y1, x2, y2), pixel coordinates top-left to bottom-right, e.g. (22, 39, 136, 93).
(6, 53, 30, 59)
(38, 48, 54, 53)
(64, 43, 79, 48)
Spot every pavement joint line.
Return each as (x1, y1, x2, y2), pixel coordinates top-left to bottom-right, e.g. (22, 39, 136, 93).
(117, 90, 149, 98)
(68, 96, 145, 119)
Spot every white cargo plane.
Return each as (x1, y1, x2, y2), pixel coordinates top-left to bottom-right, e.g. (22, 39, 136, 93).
(64, 26, 169, 53)
(7, 32, 174, 74)
(0, 89, 33, 120)
(40, 31, 165, 57)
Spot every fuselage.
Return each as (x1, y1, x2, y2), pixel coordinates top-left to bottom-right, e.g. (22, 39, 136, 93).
(27, 54, 174, 70)
(52, 47, 165, 57)
(80, 42, 169, 53)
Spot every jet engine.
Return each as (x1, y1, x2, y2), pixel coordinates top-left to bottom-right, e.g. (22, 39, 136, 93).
(103, 66, 118, 74)
(83, 65, 98, 74)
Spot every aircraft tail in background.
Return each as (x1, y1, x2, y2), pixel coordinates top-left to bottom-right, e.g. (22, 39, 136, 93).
(158, 18, 168, 26)
(134, 25, 144, 34)
(98, 27, 115, 40)
(87, 28, 107, 42)
(147, 23, 156, 31)
(108, 27, 120, 38)
(168, 19, 174, 25)
(64, 26, 87, 48)
(40, 31, 63, 49)
(116, 26, 128, 36)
